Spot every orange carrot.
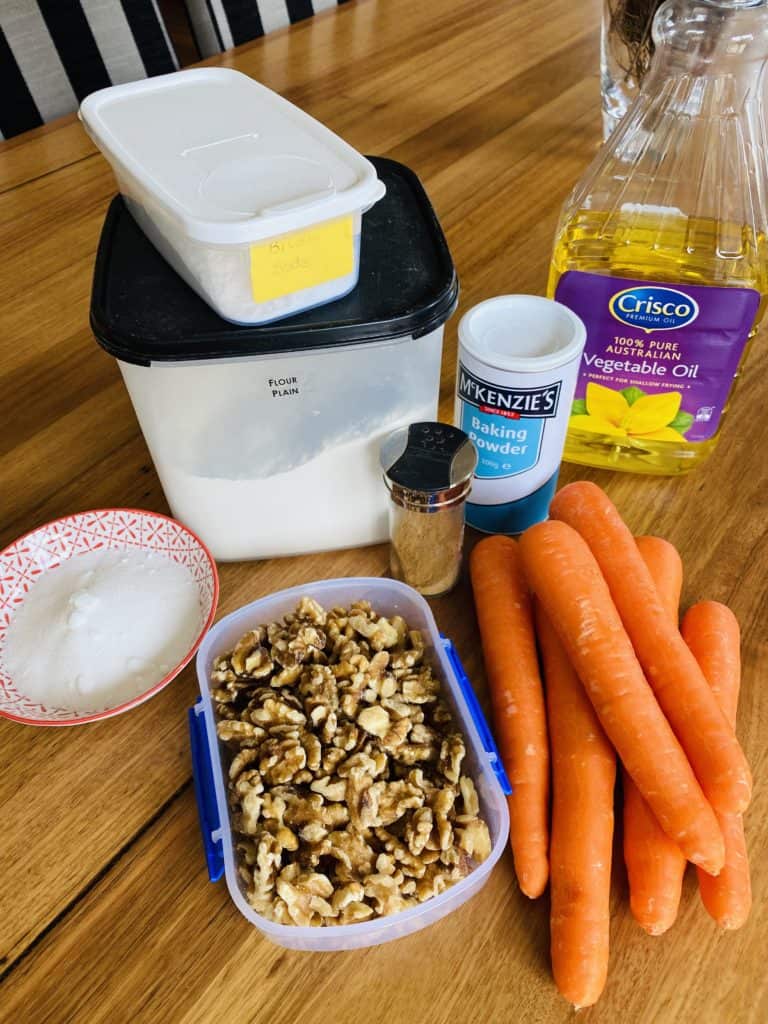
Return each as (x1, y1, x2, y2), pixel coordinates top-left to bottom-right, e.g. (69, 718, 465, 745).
(470, 535, 549, 898)
(537, 602, 615, 1009)
(519, 519, 724, 875)
(636, 536, 683, 623)
(684, 602, 752, 930)
(550, 481, 751, 815)
(623, 536, 687, 935)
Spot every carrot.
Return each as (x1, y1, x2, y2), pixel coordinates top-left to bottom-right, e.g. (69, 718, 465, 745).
(550, 481, 752, 816)
(636, 536, 683, 623)
(684, 602, 752, 929)
(537, 602, 615, 1009)
(518, 519, 724, 876)
(622, 536, 687, 934)
(469, 535, 549, 898)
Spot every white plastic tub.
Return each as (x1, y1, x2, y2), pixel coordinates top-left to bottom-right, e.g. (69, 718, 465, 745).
(118, 331, 443, 560)
(80, 69, 384, 324)
(190, 578, 511, 951)
(90, 158, 457, 562)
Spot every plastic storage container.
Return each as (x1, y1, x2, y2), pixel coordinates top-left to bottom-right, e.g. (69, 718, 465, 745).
(189, 577, 511, 951)
(90, 158, 457, 561)
(80, 69, 385, 324)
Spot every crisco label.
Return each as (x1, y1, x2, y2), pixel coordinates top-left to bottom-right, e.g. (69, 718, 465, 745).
(555, 271, 760, 443)
(609, 285, 699, 333)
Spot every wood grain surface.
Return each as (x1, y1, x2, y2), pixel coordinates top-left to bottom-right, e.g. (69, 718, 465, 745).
(0, 1, 765, 1021)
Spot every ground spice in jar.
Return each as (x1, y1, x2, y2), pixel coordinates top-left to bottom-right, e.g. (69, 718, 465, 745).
(390, 501, 466, 596)
(380, 422, 477, 598)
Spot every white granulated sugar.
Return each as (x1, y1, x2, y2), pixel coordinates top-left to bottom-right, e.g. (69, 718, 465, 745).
(4, 549, 202, 714)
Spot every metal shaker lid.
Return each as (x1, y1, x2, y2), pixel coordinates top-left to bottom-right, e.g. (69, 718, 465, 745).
(380, 422, 477, 510)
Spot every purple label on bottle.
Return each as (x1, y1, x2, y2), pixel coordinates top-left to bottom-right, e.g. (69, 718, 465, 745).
(554, 271, 760, 443)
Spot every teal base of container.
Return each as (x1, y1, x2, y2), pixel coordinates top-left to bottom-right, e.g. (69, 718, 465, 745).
(465, 472, 559, 535)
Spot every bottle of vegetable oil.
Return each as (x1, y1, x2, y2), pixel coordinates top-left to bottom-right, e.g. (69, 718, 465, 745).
(548, 0, 768, 474)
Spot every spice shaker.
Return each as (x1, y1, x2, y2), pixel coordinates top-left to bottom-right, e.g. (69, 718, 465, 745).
(380, 422, 477, 597)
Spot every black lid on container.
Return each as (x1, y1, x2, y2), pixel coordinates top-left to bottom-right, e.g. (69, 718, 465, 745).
(90, 157, 458, 366)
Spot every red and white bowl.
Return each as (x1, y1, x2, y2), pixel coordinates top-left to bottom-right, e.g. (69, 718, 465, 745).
(0, 509, 219, 726)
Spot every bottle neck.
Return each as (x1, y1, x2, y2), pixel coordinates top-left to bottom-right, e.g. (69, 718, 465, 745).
(650, 0, 768, 80)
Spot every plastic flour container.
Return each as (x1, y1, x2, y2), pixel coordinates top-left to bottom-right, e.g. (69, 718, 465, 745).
(455, 296, 586, 534)
(79, 69, 385, 324)
(188, 577, 511, 951)
(90, 158, 457, 561)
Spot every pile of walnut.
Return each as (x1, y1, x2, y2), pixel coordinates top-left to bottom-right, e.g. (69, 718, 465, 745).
(211, 597, 492, 927)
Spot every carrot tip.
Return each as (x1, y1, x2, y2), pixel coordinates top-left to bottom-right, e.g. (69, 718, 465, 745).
(516, 859, 550, 900)
(572, 1000, 599, 1012)
(715, 913, 750, 931)
(642, 921, 674, 937)
(519, 880, 549, 900)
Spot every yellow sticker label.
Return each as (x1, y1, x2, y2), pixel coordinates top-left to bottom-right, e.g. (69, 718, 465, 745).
(250, 215, 355, 303)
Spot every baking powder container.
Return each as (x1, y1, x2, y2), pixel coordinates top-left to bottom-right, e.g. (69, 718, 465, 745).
(380, 423, 477, 596)
(455, 295, 586, 533)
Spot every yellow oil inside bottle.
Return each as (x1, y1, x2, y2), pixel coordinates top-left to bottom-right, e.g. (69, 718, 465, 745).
(548, 209, 768, 474)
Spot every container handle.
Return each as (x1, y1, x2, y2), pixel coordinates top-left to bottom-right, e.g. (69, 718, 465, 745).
(440, 637, 513, 796)
(188, 699, 225, 882)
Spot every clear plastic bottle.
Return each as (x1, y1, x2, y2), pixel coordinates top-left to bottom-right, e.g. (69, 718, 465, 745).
(549, 0, 768, 474)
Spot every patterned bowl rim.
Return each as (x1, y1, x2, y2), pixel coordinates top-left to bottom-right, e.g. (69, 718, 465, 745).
(0, 508, 220, 727)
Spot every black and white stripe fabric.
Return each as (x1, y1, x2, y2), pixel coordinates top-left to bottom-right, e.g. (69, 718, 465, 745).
(185, 0, 350, 58)
(0, 1, 178, 140)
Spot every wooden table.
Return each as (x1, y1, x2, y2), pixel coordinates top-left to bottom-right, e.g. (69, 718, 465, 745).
(0, 1, 765, 1021)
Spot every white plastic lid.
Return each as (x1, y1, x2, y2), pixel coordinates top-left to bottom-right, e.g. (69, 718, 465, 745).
(459, 294, 586, 373)
(79, 69, 385, 244)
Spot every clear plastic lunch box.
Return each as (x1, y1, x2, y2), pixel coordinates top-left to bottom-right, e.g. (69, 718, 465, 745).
(189, 577, 511, 951)
(80, 69, 385, 325)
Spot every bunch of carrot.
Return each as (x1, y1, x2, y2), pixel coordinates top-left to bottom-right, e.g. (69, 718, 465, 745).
(470, 480, 752, 1009)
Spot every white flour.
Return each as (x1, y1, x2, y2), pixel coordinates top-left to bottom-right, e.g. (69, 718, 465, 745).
(157, 404, 437, 561)
(4, 549, 202, 714)
(117, 317, 445, 562)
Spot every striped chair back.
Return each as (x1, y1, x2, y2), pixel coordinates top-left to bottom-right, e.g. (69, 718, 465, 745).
(1, 1, 178, 140)
(185, 0, 350, 58)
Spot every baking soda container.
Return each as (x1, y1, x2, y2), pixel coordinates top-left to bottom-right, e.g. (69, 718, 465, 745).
(80, 69, 384, 325)
(456, 296, 586, 534)
(549, 0, 768, 475)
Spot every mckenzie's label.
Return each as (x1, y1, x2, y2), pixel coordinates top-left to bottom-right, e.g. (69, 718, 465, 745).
(456, 361, 571, 489)
(458, 365, 562, 420)
(554, 271, 760, 443)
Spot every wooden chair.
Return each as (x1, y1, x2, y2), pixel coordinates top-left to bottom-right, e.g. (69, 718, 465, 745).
(184, 0, 351, 58)
(0, 0, 178, 139)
